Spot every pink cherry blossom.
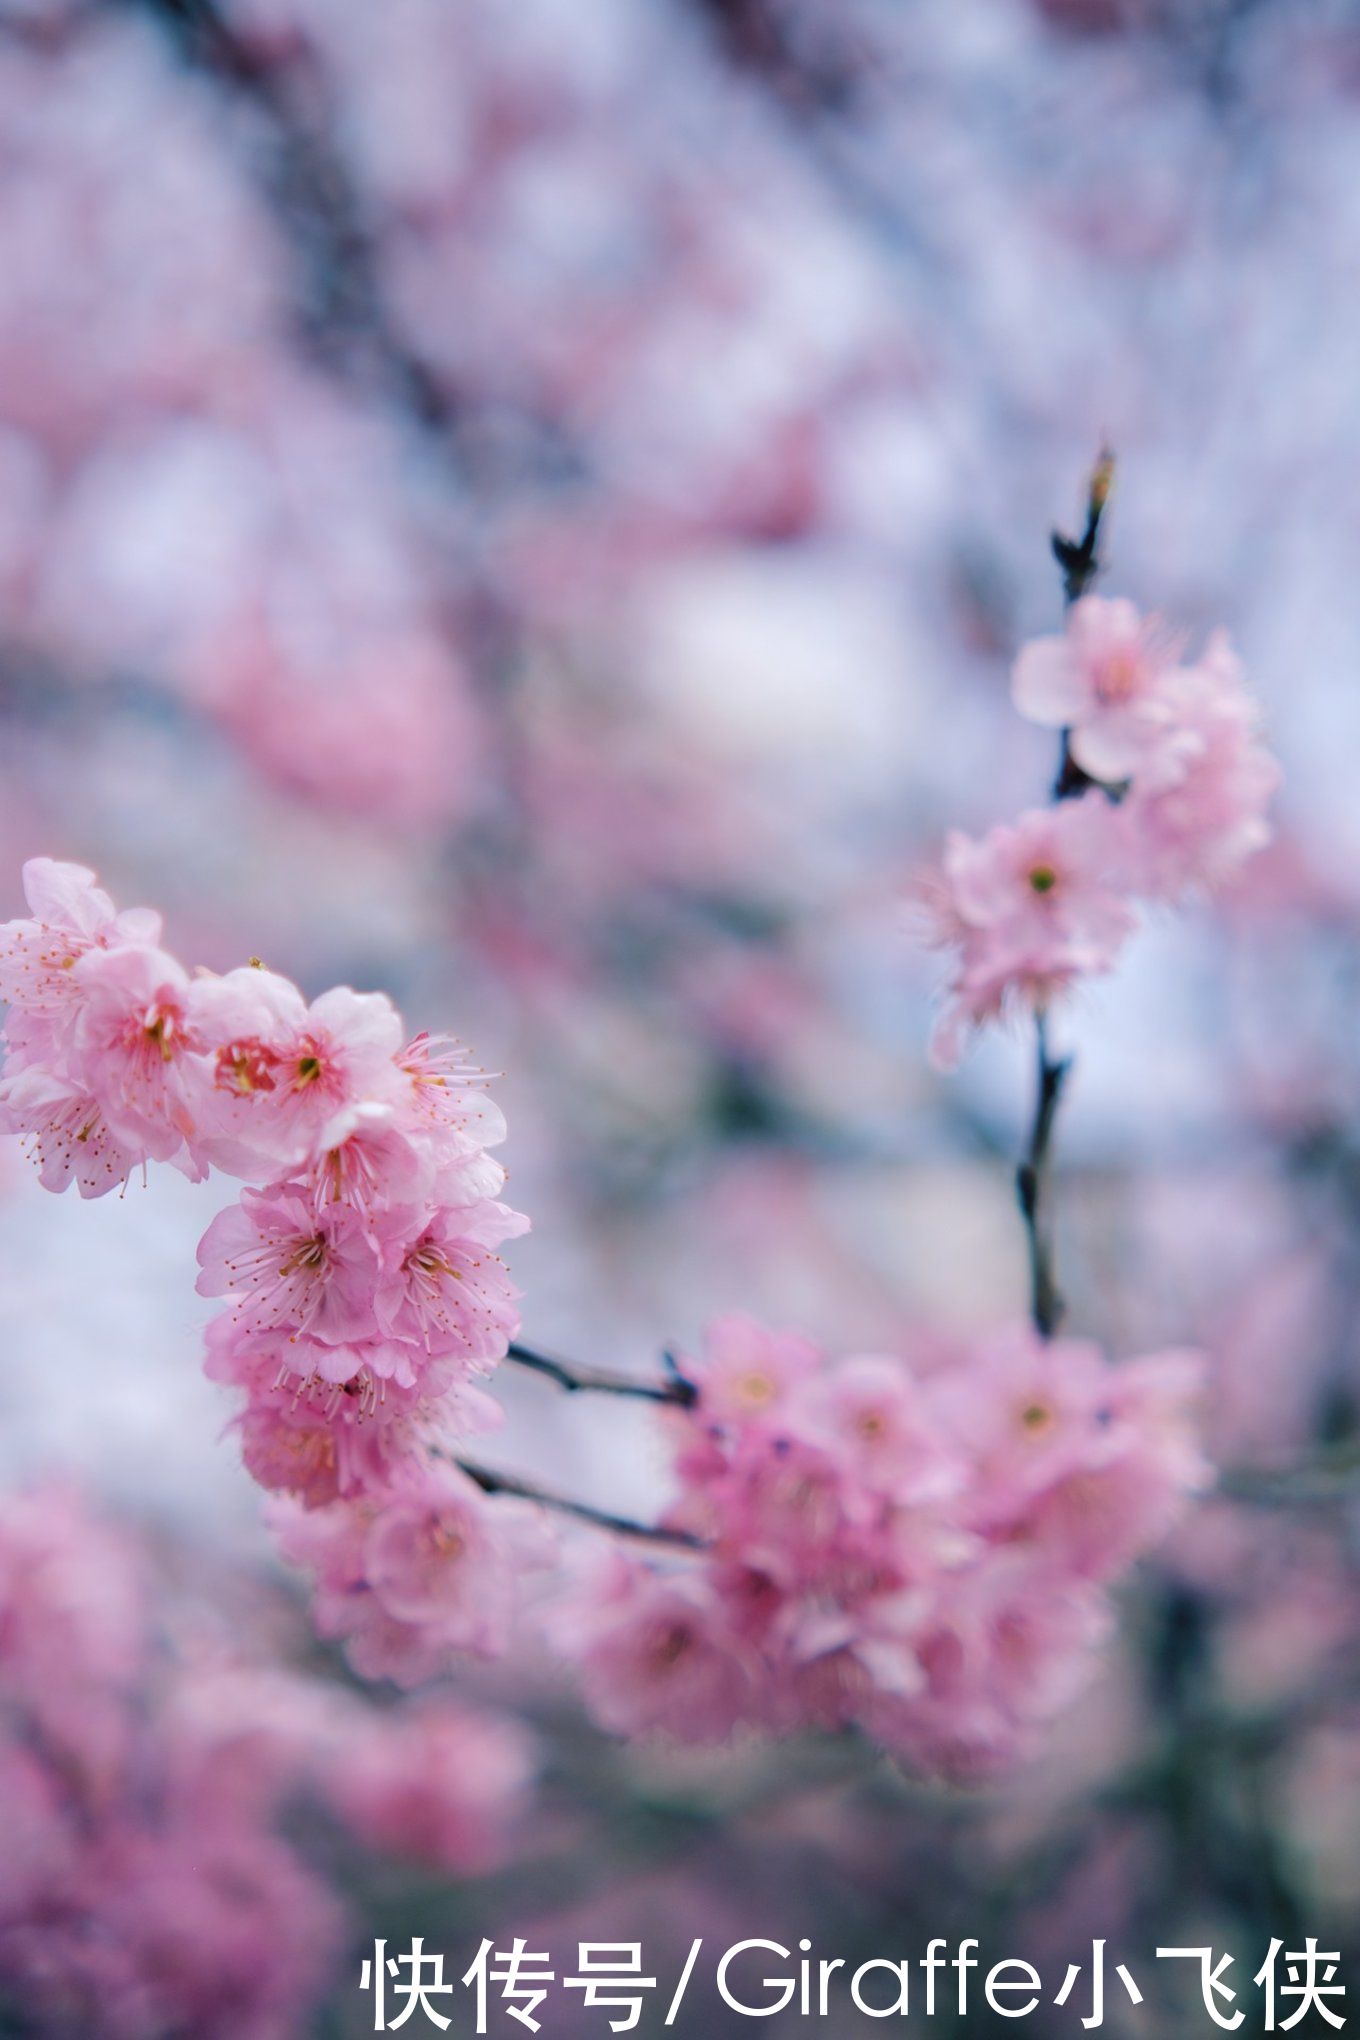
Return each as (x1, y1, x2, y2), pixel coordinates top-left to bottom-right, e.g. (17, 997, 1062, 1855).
(330, 1699, 535, 1873)
(270, 1461, 554, 1686)
(549, 1551, 759, 1743)
(927, 1323, 1117, 1524)
(195, 1183, 381, 1349)
(397, 1031, 508, 1150)
(675, 1311, 819, 1429)
(0, 1061, 142, 1196)
(556, 1316, 1206, 1774)
(787, 1354, 964, 1505)
(921, 793, 1137, 1067)
(867, 1557, 1114, 1784)
(371, 1197, 528, 1366)
(70, 941, 208, 1164)
(308, 1098, 435, 1230)
(1119, 632, 1281, 899)
(0, 856, 160, 1029)
(1012, 595, 1181, 782)
(190, 969, 404, 1176)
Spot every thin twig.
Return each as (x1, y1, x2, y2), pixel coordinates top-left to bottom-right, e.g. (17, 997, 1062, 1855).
(1017, 451, 1114, 1336)
(1016, 1013, 1072, 1338)
(1051, 446, 1115, 800)
(452, 1456, 706, 1549)
(1218, 1440, 1360, 1510)
(505, 1340, 697, 1407)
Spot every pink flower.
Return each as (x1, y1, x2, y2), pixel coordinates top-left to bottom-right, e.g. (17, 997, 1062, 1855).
(1012, 596, 1181, 782)
(206, 1309, 506, 1508)
(195, 1183, 381, 1349)
(269, 1462, 553, 1686)
(397, 1031, 508, 1150)
(71, 942, 208, 1163)
(868, 1557, 1113, 1784)
(788, 1354, 963, 1506)
(0, 856, 160, 1030)
(190, 970, 404, 1177)
(1119, 632, 1280, 899)
(549, 1552, 758, 1742)
(309, 1098, 435, 1231)
(0, 1062, 142, 1196)
(559, 1317, 1206, 1778)
(371, 1197, 527, 1367)
(679, 1313, 820, 1429)
(928, 1323, 1115, 1526)
(921, 793, 1136, 1067)
(330, 1699, 535, 1873)
(1026, 1349, 1210, 1579)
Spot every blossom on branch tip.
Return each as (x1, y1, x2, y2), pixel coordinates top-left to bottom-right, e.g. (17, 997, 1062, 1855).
(1012, 595, 1181, 782)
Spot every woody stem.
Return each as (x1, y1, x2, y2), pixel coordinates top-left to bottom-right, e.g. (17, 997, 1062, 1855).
(452, 1455, 705, 1550)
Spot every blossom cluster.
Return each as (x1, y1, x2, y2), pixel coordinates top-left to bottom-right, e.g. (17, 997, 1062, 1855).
(924, 596, 1281, 1065)
(0, 1484, 535, 2038)
(0, 856, 544, 1682)
(0, 857, 1210, 1777)
(552, 1315, 1208, 1780)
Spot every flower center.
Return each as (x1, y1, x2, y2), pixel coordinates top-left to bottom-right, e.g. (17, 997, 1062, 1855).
(654, 1623, 694, 1666)
(142, 1005, 178, 1062)
(1028, 865, 1058, 895)
(216, 1041, 280, 1095)
(1096, 648, 1140, 703)
(281, 1236, 327, 1276)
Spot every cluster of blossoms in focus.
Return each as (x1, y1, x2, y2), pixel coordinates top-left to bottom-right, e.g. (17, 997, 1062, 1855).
(0, 856, 546, 1682)
(553, 1315, 1209, 1780)
(925, 595, 1281, 1065)
(0, 1484, 534, 2039)
(0, 850, 1217, 1780)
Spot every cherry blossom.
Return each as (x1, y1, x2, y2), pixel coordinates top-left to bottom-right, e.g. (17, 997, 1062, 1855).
(922, 793, 1136, 1068)
(1012, 595, 1181, 782)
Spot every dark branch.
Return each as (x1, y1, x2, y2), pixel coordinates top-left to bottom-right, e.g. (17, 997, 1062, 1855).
(1051, 446, 1114, 608)
(453, 1456, 705, 1549)
(1017, 451, 1114, 1336)
(1050, 448, 1116, 800)
(1218, 1440, 1360, 1510)
(1016, 1013, 1072, 1338)
(505, 1340, 697, 1407)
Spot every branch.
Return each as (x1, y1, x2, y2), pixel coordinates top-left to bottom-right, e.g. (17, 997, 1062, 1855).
(1218, 1440, 1360, 1510)
(1015, 1013, 1072, 1338)
(1051, 448, 1115, 801)
(505, 1340, 696, 1407)
(1051, 447, 1114, 609)
(453, 1456, 706, 1549)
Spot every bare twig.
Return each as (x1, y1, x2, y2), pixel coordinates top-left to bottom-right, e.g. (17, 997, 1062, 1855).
(1015, 1013, 1072, 1338)
(505, 1340, 696, 1407)
(452, 1455, 706, 1550)
(1016, 451, 1115, 1336)
(1218, 1440, 1360, 1510)
(1051, 447, 1115, 800)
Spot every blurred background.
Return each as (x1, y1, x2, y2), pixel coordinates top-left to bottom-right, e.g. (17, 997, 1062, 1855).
(2, 0, 1360, 2030)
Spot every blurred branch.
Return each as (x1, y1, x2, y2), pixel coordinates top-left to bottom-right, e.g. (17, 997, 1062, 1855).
(506, 1339, 696, 1407)
(138, 0, 458, 426)
(1052, 448, 1114, 799)
(1016, 1012, 1071, 1339)
(452, 1455, 706, 1549)
(1219, 1439, 1360, 1509)
(1016, 453, 1113, 1338)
